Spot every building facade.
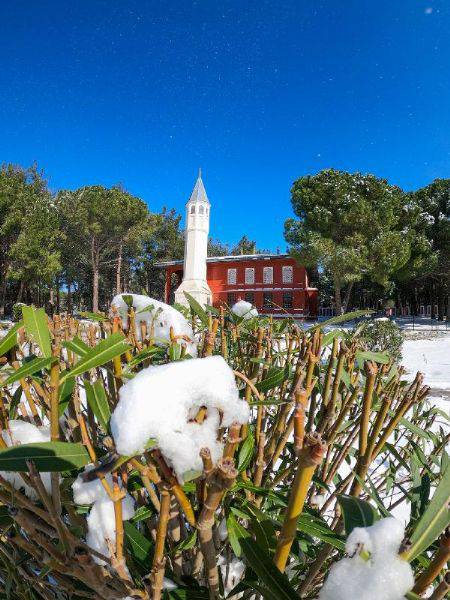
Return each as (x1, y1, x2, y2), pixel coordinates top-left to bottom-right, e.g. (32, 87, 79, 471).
(160, 253, 318, 317)
(157, 172, 318, 317)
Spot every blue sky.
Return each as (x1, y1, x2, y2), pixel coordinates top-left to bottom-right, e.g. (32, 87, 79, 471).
(1, 1, 449, 250)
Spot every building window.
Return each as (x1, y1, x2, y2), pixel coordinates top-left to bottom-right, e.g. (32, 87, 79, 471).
(199, 205, 204, 215)
(282, 265, 293, 283)
(283, 291, 293, 309)
(227, 268, 237, 285)
(263, 266, 273, 284)
(245, 268, 255, 284)
(263, 292, 273, 308)
(245, 292, 254, 304)
(190, 205, 195, 214)
(227, 293, 236, 305)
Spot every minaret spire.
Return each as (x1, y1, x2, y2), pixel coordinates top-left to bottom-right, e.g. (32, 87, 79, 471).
(174, 172, 212, 307)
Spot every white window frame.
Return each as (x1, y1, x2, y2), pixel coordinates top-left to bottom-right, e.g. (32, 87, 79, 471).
(263, 266, 273, 284)
(227, 268, 237, 285)
(282, 265, 293, 283)
(245, 267, 255, 284)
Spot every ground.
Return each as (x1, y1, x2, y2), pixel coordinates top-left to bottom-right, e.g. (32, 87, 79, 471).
(401, 332, 450, 402)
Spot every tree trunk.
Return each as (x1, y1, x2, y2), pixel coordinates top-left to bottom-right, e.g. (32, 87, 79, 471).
(0, 274, 7, 317)
(67, 282, 72, 314)
(16, 281, 24, 304)
(334, 283, 342, 315)
(342, 282, 354, 313)
(91, 238, 100, 313)
(56, 282, 60, 314)
(116, 242, 123, 295)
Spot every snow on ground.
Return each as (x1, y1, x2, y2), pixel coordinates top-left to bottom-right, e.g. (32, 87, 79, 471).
(401, 333, 450, 391)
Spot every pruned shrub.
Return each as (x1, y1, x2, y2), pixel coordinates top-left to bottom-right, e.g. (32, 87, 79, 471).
(0, 300, 447, 600)
(357, 317, 403, 360)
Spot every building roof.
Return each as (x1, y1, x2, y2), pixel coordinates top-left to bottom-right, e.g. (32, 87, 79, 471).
(187, 169, 210, 206)
(155, 253, 290, 267)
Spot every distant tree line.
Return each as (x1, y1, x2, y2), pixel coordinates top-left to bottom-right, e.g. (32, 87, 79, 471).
(0, 163, 263, 316)
(285, 169, 450, 319)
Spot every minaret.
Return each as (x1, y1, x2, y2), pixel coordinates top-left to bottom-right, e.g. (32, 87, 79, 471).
(174, 170, 212, 307)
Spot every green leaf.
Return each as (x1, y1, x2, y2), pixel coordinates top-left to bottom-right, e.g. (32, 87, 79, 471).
(184, 292, 209, 328)
(230, 516, 298, 600)
(237, 429, 255, 472)
(337, 494, 379, 534)
(84, 379, 110, 431)
(127, 346, 160, 368)
(0, 441, 90, 471)
(165, 588, 209, 600)
(78, 311, 108, 322)
(0, 321, 23, 356)
(226, 512, 243, 557)
(309, 310, 374, 331)
(22, 306, 51, 358)
(58, 377, 75, 416)
(322, 328, 345, 346)
(173, 529, 197, 553)
(60, 333, 130, 383)
(406, 463, 450, 560)
(63, 336, 91, 357)
(256, 364, 292, 393)
(130, 505, 153, 524)
(297, 513, 346, 550)
(355, 350, 390, 364)
(124, 521, 153, 565)
(1, 357, 54, 387)
(121, 294, 134, 308)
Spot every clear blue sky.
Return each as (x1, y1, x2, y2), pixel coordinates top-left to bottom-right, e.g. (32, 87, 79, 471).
(1, 1, 449, 250)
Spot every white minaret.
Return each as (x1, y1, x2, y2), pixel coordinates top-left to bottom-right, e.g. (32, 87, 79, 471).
(174, 170, 212, 307)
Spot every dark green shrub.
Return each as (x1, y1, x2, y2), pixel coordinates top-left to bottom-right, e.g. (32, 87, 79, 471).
(357, 318, 403, 360)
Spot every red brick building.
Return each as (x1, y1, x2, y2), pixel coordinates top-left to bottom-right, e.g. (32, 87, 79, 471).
(158, 253, 318, 318)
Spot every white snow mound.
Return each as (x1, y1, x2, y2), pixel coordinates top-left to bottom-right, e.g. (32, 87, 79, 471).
(110, 356, 250, 481)
(232, 300, 258, 320)
(72, 466, 135, 565)
(111, 293, 197, 357)
(319, 517, 414, 600)
(0, 420, 52, 500)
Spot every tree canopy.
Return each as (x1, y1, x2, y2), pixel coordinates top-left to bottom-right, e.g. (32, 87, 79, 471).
(285, 169, 427, 313)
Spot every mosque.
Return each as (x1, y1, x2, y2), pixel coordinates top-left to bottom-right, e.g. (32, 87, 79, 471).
(157, 172, 318, 318)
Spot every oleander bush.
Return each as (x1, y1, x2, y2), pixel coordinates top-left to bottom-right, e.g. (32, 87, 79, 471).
(0, 300, 448, 600)
(357, 318, 404, 361)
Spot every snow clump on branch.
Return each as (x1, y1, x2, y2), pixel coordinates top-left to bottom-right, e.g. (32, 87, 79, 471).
(319, 517, 414, 600)
(0, 420, 52, 500)
(72, 466, 135, 565)
(111, 293, 197, 357)
(231, 300, 258, 320)
(110, 356, 250, 481)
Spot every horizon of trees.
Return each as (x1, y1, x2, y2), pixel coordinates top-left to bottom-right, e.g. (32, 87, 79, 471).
(285, 169, 449, 318)
(0, 163, 268, 316)
(0, 163, 448, 318)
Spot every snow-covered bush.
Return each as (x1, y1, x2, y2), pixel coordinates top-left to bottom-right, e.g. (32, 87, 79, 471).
(0, 302, 447, 600)
(357, 318, 403, 360)
(231, 299, 258, 320)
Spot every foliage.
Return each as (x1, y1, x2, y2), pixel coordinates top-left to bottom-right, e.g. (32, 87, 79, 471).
(356, 318, 404, 361)
(12, 302, 26, 322)
(0, 305, 447, 599)
(285, 169, 425, 313)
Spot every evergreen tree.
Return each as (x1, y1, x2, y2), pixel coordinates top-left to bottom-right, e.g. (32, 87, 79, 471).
(285, 169, 417, 314)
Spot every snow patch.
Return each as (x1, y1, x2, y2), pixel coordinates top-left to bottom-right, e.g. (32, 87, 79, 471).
(0, 420, 52, 500)
(110, 356, 249, 481)
(111, 293, 197, 357)
(72, 466, 135, 565)
(319, 518, 413, 600)
(232, 300, 258, 320)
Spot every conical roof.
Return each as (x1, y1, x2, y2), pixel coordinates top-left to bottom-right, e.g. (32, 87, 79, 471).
(187, 169, 210, 205)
